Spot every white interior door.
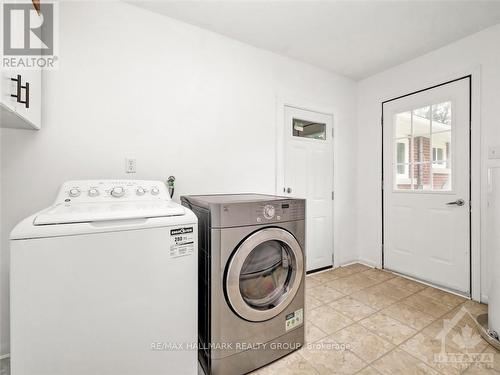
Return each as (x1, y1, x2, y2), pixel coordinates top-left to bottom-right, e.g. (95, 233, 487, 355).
(283, 106, 333, 272)
(383, 78, 471, 294)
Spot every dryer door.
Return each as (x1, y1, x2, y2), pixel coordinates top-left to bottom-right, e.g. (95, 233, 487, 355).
(225, 227, 304, 322)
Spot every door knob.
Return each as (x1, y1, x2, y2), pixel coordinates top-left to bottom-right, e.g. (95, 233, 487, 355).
(446, 199, 465, 206)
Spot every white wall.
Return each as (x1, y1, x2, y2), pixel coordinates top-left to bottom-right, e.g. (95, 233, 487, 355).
(0, 1, 357, 354)
(356, 24, 500, 302)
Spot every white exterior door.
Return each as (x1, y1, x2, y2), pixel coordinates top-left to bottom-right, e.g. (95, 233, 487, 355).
(383, 78, 470, 294)
(283, 106, 333, 271)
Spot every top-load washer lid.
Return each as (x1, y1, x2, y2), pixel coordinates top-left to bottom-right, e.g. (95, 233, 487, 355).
(10, 180, 197, 240)
(31, 179, 185, 225)
(34, 200, 185, 225)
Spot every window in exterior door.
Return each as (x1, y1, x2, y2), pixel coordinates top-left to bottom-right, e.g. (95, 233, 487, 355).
(396, 140, 409, 179)
(393, 101, 452, 191)
(394, 112, 412, 190)
(292, 118, 326, 140)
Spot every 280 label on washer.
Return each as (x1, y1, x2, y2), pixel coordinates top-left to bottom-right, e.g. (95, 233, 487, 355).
(169, 227, 194, 258)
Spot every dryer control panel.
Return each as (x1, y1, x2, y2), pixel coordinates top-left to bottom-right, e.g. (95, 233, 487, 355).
(219, 199, 305, 228)
(55, 180, 169, 204)
(180, 194, 305, 228)
(253, 200, 305, 224)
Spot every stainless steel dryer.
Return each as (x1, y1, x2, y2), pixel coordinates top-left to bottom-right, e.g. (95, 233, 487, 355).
(181, 194, 305, 375)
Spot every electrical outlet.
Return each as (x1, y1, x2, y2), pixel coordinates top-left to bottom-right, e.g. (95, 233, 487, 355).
(125, 158, 136, 173)
(489, 146, 500, 160)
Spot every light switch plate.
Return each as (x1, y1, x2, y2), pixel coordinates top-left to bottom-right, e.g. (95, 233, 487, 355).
(489, 146, 500, 159)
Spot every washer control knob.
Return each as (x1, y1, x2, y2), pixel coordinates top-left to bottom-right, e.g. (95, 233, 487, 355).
(88, 188, 99, 197)
(151, 187, 160, 196)
(263, 204, 275, 219)
(136, 187, 146, 196)
(69, 188, 81, 197)
(110, 186, 125, 198)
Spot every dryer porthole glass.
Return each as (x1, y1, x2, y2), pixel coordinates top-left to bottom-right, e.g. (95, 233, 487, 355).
(239, 240, 293, 310)
(225, 227, 304, 322)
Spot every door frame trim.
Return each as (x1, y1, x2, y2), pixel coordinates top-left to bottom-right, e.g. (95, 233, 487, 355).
(275, 95, 336, 267)
(381, 70, 481, 301)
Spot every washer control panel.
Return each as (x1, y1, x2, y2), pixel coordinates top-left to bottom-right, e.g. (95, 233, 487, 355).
(56, 180, 169, 204)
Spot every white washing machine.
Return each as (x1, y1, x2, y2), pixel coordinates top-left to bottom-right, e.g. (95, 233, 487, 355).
(10, 180, 198, 375)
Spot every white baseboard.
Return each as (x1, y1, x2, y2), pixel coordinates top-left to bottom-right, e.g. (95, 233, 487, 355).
(337, 260, 359, 267)
(357, 258, 381, 268)
(481, 294, 489, 304)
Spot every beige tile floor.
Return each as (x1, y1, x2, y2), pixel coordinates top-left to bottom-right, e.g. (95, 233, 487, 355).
(252, 263, 499, 375)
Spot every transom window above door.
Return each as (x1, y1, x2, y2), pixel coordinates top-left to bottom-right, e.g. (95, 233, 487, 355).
(393, 101, 452, 191)
(292, 118, 326, 140)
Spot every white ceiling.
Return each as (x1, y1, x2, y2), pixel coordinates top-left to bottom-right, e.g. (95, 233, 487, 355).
(130, 1, 500, 80)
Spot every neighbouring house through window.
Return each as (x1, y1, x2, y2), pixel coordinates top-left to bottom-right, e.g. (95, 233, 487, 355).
(393, 101, 452, 191)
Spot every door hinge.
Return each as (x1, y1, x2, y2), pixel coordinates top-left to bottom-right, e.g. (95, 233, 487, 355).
(381, 116, 384, 126)
(332, 191, 334, 200)
(331, 128, 334, 138)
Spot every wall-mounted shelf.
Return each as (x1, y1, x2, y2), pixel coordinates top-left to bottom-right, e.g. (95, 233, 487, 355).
(1, 101, 40, 130)
(0, 1, 42, 131)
